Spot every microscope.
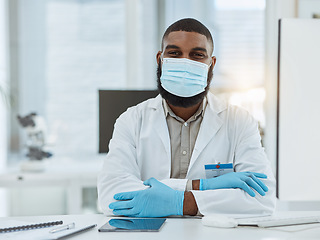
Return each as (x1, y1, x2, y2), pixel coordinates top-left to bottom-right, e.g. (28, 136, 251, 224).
(17, 113, 53, 171)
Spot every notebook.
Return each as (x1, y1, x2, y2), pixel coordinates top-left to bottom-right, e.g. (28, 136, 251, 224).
(0, 220, 96, 240)
(0, 220, 63, 233)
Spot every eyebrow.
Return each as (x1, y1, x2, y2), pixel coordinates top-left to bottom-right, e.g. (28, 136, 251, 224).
(165, 45, 180, 50)
(192, 47, 207, 53)
(165, 45, 208, 54)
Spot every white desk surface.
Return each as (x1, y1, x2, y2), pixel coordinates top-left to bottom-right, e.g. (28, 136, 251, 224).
(1, 212, 320, 240)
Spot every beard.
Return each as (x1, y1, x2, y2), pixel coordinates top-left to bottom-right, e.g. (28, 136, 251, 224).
(157, 61, 213, 108)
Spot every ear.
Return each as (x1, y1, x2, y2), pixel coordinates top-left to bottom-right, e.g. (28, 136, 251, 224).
(211, 56, 217, 66)
(156, 51, 162, 65)
(211, 56, 217, 68)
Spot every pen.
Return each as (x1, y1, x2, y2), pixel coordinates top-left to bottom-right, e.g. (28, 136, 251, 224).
(49, 223, 75, 233)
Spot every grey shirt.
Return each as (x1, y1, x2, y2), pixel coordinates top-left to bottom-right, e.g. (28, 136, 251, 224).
(162, 98, 207, 190)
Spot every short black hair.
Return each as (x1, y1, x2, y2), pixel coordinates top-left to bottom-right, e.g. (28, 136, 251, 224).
(161, 18, 214, 54)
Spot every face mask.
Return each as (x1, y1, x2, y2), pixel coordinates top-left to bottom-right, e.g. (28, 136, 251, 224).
(160, 57, 210, 98)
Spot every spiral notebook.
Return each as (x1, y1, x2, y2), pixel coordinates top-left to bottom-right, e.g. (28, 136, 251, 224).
(0, 220, 63, 233)
(0, 220, 96, 240)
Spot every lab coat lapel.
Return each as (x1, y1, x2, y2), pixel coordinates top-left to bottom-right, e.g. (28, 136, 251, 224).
(150, 96, 171, 162)
(188, 93, 225, 171)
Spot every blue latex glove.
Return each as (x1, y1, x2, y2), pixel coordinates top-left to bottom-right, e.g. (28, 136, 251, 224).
(200, 172, 268, 197)
(109, 177, 184, 217)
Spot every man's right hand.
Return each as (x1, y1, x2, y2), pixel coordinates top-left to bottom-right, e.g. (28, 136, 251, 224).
(199, 172, 268, 197)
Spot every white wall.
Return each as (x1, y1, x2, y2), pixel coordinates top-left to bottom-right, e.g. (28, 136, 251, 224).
(0, 0, 8, 217)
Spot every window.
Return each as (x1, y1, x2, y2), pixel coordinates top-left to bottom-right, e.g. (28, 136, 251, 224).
(45, 0, 128, 159)
(44, 0, 158, 159)
(10, 0, 158, 160)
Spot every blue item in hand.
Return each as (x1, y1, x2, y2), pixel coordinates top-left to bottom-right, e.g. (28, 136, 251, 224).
(109, 177, 184, 217)
(199, 172, 268, 197)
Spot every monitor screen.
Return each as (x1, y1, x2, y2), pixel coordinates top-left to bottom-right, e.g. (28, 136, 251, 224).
(99, 90, 158, 153)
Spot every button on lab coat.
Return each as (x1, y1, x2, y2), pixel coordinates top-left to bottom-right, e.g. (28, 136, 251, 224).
(97, 92, 276, 216)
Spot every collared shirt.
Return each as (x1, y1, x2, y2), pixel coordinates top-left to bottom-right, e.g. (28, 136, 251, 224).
(162, 98, 207, 183)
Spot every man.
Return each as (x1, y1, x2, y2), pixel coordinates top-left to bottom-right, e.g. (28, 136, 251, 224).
(98, 18, 276, 217)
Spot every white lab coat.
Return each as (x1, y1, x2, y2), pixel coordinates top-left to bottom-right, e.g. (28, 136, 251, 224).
(97, 92, 276, 217)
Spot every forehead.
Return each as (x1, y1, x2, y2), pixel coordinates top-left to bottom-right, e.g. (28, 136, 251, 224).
(163, 31, 211, 52)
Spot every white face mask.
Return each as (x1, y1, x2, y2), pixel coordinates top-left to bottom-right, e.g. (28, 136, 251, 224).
(160, 58, 210, 97)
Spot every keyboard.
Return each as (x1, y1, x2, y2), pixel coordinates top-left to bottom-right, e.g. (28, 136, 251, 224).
(237, 215, 320, 228)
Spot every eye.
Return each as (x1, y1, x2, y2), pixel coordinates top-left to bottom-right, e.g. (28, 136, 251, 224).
(192, 52, 205, 59)
(167, 51, 181, 56)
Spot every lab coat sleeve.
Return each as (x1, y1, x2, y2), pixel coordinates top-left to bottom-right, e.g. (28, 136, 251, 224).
(191, 109, 276, 217)
(97, 109, 148, 216)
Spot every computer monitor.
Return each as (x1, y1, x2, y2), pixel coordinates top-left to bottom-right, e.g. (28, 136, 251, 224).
(99, 90, 158, 153)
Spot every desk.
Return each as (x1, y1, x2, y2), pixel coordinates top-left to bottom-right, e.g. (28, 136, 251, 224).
(1, 212, 320, 240)
(0, 157, 103, 215)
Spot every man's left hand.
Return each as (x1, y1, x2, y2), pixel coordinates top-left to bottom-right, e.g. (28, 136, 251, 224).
(109, 178, 184, 217)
